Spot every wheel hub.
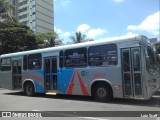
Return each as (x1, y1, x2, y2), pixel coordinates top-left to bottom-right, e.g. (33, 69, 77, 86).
(27, 86, 32, 94)
(97, 88, 107, 98)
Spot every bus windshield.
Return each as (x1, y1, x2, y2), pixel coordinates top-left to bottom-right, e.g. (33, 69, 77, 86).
(146, 45, 157, 75)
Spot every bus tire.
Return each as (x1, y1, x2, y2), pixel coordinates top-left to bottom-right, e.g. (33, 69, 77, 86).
(92, 83, 112, 102)
(24, 82, 35, 96)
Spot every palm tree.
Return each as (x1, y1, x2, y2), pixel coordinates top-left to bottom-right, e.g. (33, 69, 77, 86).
(70, 31, 93, 43)
(70, 31, 87, 43)
(48, 32, 63, 47)
(0, 0, 17, 22)
(36, 32, 63, 48)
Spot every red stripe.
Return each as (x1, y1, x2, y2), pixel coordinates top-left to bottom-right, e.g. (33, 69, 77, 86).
(67, 72, 75, 94)
(76, 71, 89, 96)
(23, 75, 43, 81)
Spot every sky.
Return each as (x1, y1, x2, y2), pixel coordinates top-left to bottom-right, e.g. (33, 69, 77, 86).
(54, 0, 160, 44)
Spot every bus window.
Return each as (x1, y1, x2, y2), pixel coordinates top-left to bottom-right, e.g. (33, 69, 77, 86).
(28, 53, 42, 70)
(0, 58, 11, 71)
(23, 55, 28, 70)
(88, 44, 117, 66)
(122, 50, 130, 72)
(146, 45, 156, 74)
(132, 49, 140, 71)
(65, 47, 87, 68)
(59, 51, 64, 68)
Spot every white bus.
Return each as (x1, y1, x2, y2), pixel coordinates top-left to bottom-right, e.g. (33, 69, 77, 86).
(0, 34, 159, 101)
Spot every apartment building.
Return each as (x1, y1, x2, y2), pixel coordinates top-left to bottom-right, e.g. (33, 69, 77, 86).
(0, 0, 15, 22)
(10, 0, 54, 33)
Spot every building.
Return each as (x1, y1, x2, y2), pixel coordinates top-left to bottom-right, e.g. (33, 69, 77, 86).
(149, 38, 158, 44)
(9, 0, 17, 19)
(10, 0, 54, 34)
(0, 0, 15, 22)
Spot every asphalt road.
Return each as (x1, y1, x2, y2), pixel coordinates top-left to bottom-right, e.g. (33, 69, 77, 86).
(0, 88, 160, 120)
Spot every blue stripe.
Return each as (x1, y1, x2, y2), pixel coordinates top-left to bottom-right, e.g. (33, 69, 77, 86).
(57, 68, 74, 94)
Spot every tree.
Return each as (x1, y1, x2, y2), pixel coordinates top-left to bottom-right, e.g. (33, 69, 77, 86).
(70, 31, 93, 43)
(36, 31, 63, 48)
(155, 42, 160, 54)
(70, 31, 86, 43)
(0, 0, 17, 22)
(0, 22, 37, 55)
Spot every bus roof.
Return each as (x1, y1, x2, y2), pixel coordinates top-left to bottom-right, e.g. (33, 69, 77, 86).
(0, 34, 147, 58)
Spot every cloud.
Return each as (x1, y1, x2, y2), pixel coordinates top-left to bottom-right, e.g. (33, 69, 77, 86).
(56, 29, 63, 34)
(61, 32, 71, 37)
(87, 28, 107, 38)
(113, 0, 124, 2)
(54, 0, 71, 6)
(61, 0, 71, 6)
(76, 24, 107, 39)
(126, 32, 137, 35)
(77, 24, 91, 33)
(55, 27, 71, 38)
(54, 24, 108, 43)
(127, 11, 160, 36)
(54, 26, 63, 34)
(127, 25, 137, 30)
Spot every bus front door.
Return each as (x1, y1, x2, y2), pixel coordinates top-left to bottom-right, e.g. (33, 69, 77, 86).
(12, 60, 22, 90)
(44, 57, 57, 92)
(121, 47, 142, 98)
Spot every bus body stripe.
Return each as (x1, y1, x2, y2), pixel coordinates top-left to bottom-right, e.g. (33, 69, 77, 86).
(67, 72, 76, 94)
(76, 70, 89, 96)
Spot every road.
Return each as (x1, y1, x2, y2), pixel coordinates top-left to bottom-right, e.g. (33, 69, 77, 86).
(0, 88, 160, 120)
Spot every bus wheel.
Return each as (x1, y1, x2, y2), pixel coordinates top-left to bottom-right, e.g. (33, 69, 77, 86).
(93, 83, 112, 102)
(24, 82, 35, 96)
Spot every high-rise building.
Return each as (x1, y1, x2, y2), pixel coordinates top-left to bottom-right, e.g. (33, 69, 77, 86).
(0, 0, 16, 22)
(10, 0, 54, 34)
(9, 0, 17, 18)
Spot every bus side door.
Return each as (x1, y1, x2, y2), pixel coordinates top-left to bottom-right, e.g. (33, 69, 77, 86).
(44, 56, 57, 92)
(121, 47, 142, 98)
(12, 60, 22, 90)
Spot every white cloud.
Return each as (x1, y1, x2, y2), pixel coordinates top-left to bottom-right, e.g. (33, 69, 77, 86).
(127, 11, 160, 37)
(61, 32, 71, 37)
(126, 32, 137, 35)
(55, 27, 71, 38)
(127, 25, 137, 30)
(54, 24, 108, 43)
(61, 0, 71, 6)
(77, 24, 91, 33)
(56, 29, 63, 34)
(54, 26, 63, 34)
(87, 28, 107, 38)
(76, 24, 107, 39)
(54, 0, 71, 6)
(113, 0, 124, 2)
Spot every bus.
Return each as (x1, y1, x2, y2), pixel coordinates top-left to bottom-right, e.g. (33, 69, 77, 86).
(0, 34, 159, 102)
